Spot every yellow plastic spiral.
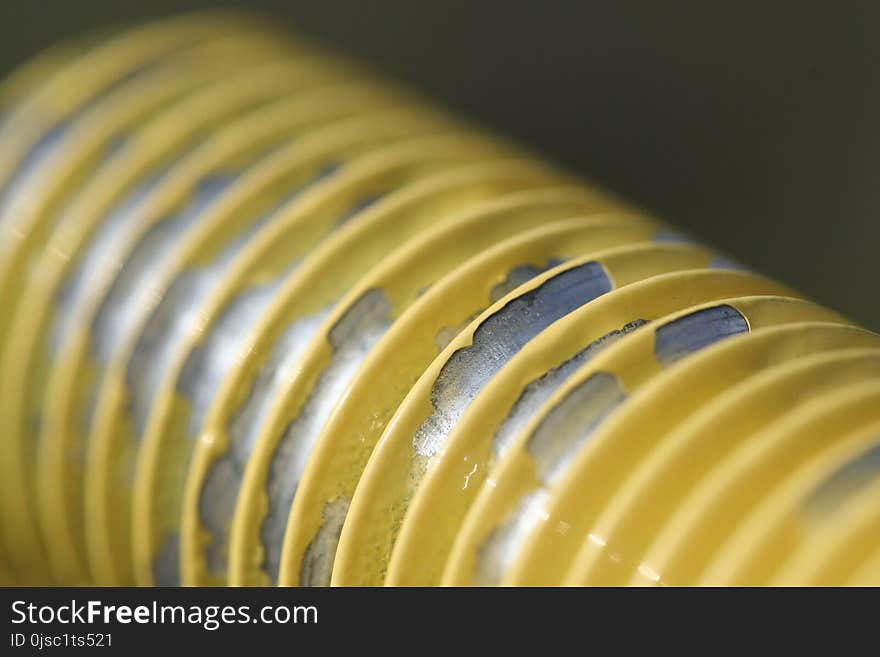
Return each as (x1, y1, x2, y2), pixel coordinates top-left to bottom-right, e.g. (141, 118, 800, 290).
(0, 13, 877, 587)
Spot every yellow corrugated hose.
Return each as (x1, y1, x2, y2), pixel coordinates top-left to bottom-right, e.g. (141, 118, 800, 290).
(0, 12, 876, 586)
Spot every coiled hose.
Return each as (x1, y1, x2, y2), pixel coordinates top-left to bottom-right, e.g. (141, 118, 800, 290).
(0, 12, 877, 586)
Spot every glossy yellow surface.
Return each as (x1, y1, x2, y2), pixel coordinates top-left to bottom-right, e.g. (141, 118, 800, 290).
(276, 212, 663, 587)
(1, 15, 877, 587)
(417, 297, 843, 587)
(34, 77, 410, 578)
(16, 57, 371, 586)
(230, 192, 632, 586)
(0, 13, 288, 193)
(479, 329, 878, 586)
(183, 167, 578, 586)
(88, 125, 492, 585)
(772, 437, 880, 586)
(0, 25, 297, 585)
(40, 80, 411, 584)
(335, 264, 792, 586)
(698, 415, 880, 585)
(627, 350, 880, 586)
(807, 491, 880, 585)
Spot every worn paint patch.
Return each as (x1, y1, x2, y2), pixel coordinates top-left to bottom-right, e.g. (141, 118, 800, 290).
(526, 371, 628, 483)
(259, 288, 394, 582)
(492, 320, 646, 460)
(434, 259, 567, 351)
(177, 278, 285, 438)
(196, 305, 331, 576)
(708, 255, 749, 272)
(473, 373, 626, 585)
(804, 441, 880, 519)
(152, 530, 180, 586)
(474, 488, 549, 586)
(123, 182, 309, 443)
(0, 122, 70, 222)
(413, 261, 613, 459)
(653, 304, 748, 366)
(91, 175, 236, 366)
(335, 193, 379, 227)
(51, 168, 223, 354)
(300, 496, 350, 586)
(652, 229, 695, 244)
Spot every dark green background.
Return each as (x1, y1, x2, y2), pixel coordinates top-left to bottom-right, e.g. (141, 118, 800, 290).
(2, 1, 877, 328)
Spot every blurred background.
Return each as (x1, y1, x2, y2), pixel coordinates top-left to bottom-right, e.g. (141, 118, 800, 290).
(1, 1, 876, 328)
